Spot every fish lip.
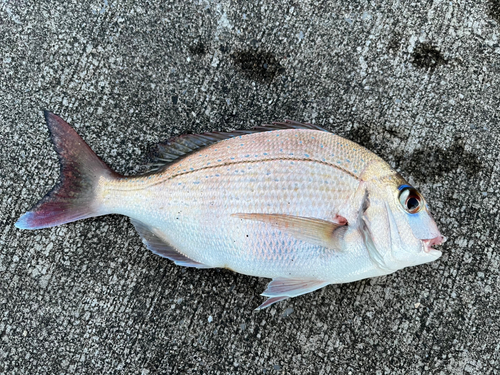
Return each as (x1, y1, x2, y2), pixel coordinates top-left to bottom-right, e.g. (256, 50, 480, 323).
(422, 235, 446, 254)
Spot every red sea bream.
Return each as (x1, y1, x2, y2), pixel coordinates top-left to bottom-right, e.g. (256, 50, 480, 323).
(16, 112, 445, 309)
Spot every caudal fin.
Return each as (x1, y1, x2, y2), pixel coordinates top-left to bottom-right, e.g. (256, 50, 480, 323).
(15, 111, 119, 230)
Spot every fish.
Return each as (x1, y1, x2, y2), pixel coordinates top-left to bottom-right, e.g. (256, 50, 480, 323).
(16, 111, 445, 310)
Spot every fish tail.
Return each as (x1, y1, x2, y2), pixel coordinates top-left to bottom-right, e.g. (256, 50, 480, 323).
(15, 111, 120, 230)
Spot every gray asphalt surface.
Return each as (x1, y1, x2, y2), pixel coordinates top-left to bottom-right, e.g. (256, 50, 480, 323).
(1, 1, 500, 374)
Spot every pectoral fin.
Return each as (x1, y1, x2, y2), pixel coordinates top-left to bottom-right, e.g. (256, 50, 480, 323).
(232, 213, 347, 250)
(256, 277, 329, 310)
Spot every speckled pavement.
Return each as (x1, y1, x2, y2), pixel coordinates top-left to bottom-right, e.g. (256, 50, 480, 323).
(1, 1, 500, 374)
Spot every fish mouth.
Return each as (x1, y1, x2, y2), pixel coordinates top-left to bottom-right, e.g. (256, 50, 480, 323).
(422, 235, 446, 256)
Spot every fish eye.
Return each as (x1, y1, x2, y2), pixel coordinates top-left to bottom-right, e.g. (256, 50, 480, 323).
(398, 185, 423, 214)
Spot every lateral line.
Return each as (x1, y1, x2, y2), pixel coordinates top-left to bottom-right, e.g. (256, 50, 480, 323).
(109, 157, 360, 191)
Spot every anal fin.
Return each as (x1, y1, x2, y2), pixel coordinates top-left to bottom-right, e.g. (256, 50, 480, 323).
(256, 277, 329, 310)
(256, 296, 289, 310)
(131, 219, 211, 269)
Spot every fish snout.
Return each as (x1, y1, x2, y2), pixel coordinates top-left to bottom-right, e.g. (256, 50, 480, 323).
(422, 235, 446, 253)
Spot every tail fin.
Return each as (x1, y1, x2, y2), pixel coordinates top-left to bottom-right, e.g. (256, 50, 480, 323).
(15, 111, 119, 230)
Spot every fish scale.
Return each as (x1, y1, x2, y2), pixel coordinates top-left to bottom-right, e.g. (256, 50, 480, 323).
(16, 113, 444, 310)
(102, 133, 365, 279)
(166, 129, 371, 180)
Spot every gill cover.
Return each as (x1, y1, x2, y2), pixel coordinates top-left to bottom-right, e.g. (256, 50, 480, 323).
(356, 186, 403, 272)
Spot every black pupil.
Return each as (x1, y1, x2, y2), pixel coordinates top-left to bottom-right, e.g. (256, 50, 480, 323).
(407, 197, 420, 211)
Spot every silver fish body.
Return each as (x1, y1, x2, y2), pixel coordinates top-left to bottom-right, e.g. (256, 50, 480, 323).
(16, 113, 445, 309)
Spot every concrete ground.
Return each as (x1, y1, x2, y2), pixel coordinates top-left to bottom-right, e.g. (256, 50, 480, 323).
(1, 1, 500, 374)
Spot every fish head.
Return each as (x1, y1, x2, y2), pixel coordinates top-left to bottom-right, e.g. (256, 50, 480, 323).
(360, 170, 444, 271)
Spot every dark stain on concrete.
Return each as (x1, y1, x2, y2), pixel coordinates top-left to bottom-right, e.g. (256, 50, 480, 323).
(387, 33, 402, 54)
(347, 123, 378, 151)
(189, 41, 207, 56)
(488, 0, 500, 23)
(404, 138, 483, 182)
(347, 124, 483, 182)
(231, 50, 285, 83)
(411, 43, 448, 71)
(347, 122, 403, 154)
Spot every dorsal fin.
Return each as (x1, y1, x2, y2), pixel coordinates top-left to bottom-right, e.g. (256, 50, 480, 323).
(144, 120, 329, 173)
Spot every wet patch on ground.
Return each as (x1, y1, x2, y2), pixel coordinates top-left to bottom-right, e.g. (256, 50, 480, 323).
(404, 138, 483, 182)
(231, 49, 285, 83)
(189, 41, 207, 56)
(347, 122, 404, 155)
(347, 124, 483, 183)
(411, 43, 448, 71)
(488, 0, 500, 23)
(387, 33, 403, 54)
